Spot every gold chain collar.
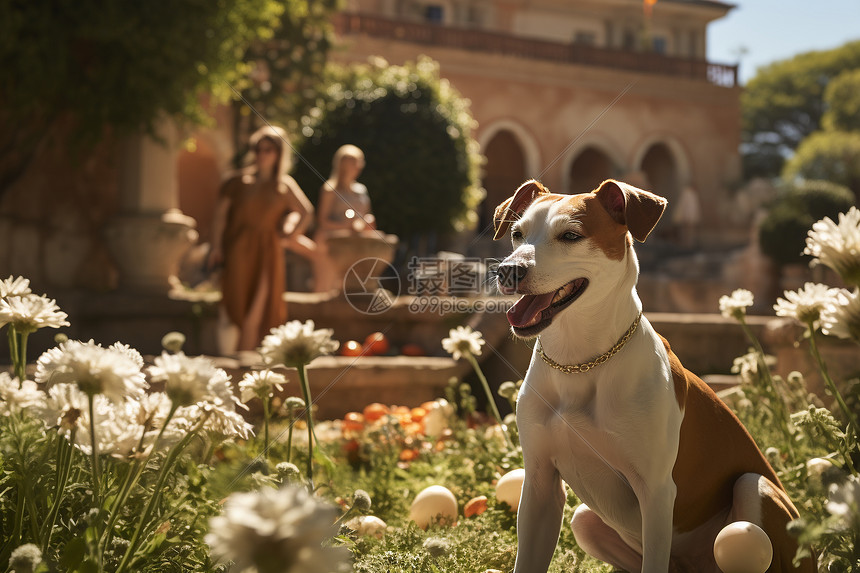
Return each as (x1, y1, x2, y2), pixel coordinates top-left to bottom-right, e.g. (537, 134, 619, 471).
(536, 312, 642, 374)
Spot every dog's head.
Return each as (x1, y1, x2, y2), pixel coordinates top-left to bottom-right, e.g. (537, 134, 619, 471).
(493, 179, 667, 338)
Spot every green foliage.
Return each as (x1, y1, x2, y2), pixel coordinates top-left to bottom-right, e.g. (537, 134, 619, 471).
(233, 0, 339, 153)
(823, 69, 860, 133)
(0, 0, 283, 139)
(741, 40, 860, 178)
(782, 131, 860, 198)
(291, 56, 485, 236)
(0, 0, 335, 197)
(758, 180, 856, 265)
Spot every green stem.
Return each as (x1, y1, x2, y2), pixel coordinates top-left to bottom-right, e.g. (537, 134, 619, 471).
(263, 396, 270, 460)
(8, 325, 21, 384)
(115, 423, 201, 573)
(87, 395, 101, 505)
(466, 353, 514, 449)
(286, 412, 294, 464)
(739, 320, 795, 457)
(16, 330, 28, 383)
(297, 364, 315, 488)
(86, 395, 104, 571)
(808, 329, 860, 448)
(43, 431, 75, 551)
(101, 403, 179, 554)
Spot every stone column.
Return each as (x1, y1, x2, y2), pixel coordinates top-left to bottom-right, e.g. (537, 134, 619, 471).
(105, 119, 198, 293)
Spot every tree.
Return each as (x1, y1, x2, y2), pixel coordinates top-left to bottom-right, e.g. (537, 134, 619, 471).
(233, 0, 339, 158)
(782, 131, 860, 199)
(0, 0, 335, 199)
(759, 180, 855, 266)
(291, 57, 485, 237)
(822, 68, 860, 133)
(741, 40, 860, 178)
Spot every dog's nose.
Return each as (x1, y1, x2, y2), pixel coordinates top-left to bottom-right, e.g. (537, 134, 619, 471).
(497, 262, 528, 291)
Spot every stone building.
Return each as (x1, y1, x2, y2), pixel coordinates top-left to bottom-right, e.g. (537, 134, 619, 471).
(327, 0, 742, 253)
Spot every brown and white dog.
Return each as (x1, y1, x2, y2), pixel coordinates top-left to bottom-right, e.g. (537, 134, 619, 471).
(493, 179, 814, 573)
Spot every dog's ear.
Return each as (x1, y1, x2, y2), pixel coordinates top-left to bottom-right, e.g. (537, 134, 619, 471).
(595, 179, 667, 242)
(493, 179, 549, 240)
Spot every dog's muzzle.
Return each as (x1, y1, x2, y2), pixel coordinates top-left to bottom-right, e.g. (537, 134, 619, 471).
(497, 262, 528, 293)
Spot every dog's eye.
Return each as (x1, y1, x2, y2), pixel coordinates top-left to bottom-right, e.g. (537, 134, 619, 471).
(560, 231, 581, 242)
(511, 229, 523, 240)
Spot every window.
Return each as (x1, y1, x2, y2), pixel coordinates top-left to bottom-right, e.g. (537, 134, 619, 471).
(574, 31, 596, 45)
(653, 36, 667, 54)
(622, 30, 636, 50)
(424, 5, 444, 23)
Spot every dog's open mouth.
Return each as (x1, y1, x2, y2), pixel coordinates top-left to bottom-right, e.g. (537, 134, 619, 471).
(507, 278, 589, 337)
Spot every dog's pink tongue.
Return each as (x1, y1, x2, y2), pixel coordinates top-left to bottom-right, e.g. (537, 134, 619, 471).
(507, 292, 556, 328)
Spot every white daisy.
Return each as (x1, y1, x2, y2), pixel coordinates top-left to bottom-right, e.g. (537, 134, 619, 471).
(773, 282, 842, 327)
(177, 402, 254, 440)
(239, 369, 287, 403)
(0, 293, 69, 334)
(821, 288, 860, 343)
(149, 351, 252, 439)
(149, 351, 237, 408)
(206, 486, 350, 573)
(35, 383, 144, 457)
(731, 350, 777, 385)
(0, 373, 44, 416)
(804, 207, 860, 287)
(0, 275, 31, 299)
(35, 339, 148, 403)
(442, 325, 485, 360)
(134, 391, 185, 449)
(719, 289, 755, 321)
(259, 320, 339, 368)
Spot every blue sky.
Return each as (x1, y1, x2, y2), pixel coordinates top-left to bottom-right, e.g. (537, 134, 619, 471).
(707, 0, 860, 85)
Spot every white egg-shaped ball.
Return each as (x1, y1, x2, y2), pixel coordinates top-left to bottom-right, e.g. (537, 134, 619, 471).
(409, 485, 458, 528)
(806, 457, 833, 479)
(345, 515, 388, 538)
(495, 469, 526, 512)
(713, 521, 773, 573)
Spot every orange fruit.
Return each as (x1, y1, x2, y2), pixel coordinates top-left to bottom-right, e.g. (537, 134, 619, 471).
(401, 343, 426, 356)
(410, 406, 428, 422)
(363, 332, 390, 355)
(340, 340, 363, 357)
(399, 448, 419, 462)
(362, 402, 390, 422)
(464, 495, 488, 518)
(343, 412, 365, 432)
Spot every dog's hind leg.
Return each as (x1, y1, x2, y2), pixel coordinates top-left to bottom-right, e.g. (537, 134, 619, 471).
(570, 504, 642, 572)
(729, 473, 815, 573)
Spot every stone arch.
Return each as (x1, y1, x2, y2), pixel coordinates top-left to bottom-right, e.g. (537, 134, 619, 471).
(631, 136, 691, 240)
(562, 140, 624, 195)
(631, 136, 691, 195)
(477, 121, 541, 230)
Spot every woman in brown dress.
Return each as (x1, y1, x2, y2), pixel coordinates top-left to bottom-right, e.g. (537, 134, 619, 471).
(208, 126, 314, 353)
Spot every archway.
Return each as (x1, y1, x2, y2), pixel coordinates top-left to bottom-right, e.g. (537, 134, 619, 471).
(567, 147, 614, 195)
(480, 129, 527, 231)
(639, 142, 680, 240)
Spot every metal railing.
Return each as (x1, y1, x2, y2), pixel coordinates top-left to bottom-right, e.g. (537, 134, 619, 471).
(334, 12, 738, 88)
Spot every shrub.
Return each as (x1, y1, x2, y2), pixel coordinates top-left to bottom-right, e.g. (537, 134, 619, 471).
(291, 56, 485, 237)
(759, 180, 855, 265)
(782, 131, 860, 199)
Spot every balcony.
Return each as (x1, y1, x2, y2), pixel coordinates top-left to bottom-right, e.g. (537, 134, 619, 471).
(334, 12, 738, 88)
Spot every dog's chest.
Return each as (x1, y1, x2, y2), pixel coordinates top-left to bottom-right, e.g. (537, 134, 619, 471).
(518, 353, 679, 536)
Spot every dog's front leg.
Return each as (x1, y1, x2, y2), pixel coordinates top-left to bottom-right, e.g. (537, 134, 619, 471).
(636, 478, 676, 573)
(512, 462, 565, 573)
